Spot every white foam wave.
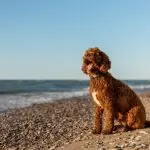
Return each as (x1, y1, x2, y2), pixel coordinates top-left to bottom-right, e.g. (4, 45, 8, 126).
(0, 89, 89, 112)
(130, 84, 150, 90)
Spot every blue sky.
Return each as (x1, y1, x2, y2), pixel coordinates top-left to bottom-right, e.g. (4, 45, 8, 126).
(0, 0, 150, 79)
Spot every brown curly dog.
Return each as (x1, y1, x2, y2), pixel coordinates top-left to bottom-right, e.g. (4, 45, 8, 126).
(81, 47, 150, 135)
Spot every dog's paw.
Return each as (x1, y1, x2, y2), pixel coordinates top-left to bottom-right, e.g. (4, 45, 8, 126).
(102, 129, 112, 135)
(92, 128, 101, 134)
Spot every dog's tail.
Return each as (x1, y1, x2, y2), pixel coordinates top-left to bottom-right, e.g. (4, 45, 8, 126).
(145, 120, 150, 127)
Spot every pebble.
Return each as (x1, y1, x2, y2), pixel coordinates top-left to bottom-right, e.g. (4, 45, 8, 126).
(98, 148, 106, 150)
(114, 143, 129, 149)
(139, 130, 148, 134)
(114, 145, 122, 149)
(120, 143, 129, 148)
(141, 144, 146, 147)
(109, 142, 114, 145)
(8, 148, 17, 150)
(135, 144, 147, 149)
(136, 145, 143, 149)
(128, 141, 136, 147)
(135, 135, 141, 141)
(130, 135, 135, 140)
(49, 145, 56, 150)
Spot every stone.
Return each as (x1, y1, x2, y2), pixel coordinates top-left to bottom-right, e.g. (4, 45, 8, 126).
(141, 144, 146, 147)
(128, 141, 136, 147)
(49, 145, 56, 150)
(130, 135, 135, 140)
(139, 130, 148, 134)
(135, 145, 142, 149)
(8, 148, 17, 150)
(135, 136, 141, 141)
(98, 148, 106, 150)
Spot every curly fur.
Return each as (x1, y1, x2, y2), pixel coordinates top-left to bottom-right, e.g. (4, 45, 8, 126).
(81, 47, 150, 134)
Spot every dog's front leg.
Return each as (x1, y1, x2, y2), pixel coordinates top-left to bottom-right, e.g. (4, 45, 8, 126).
(102, 101, 114, 135)
(92, 105, 103, 134)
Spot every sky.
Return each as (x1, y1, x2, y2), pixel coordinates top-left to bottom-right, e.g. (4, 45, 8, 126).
(0, 0, 150, 80)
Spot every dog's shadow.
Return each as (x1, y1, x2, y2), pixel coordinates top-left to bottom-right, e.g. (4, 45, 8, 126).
(113, 124, 150, 134)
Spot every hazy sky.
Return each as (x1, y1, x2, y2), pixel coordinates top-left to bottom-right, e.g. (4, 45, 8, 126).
(0, 0, 150, 79)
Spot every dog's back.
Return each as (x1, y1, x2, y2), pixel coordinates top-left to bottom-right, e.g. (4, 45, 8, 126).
(90, 73, 146, 129)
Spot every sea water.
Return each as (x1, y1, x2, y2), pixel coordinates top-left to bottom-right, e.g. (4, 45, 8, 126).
(0, 80, 150, 112)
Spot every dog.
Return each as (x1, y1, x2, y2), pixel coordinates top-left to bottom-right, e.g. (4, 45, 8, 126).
(81, 47, 150, 134)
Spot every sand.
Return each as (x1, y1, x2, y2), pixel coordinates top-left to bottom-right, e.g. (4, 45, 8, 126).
(0, 94, 150, 150)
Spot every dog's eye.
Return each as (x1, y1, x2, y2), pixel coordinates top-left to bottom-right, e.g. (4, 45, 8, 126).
(86, 53, 90, 57)
(85, 60, 91, 65)
(96, 56, 102, 64)
(86, 61, 91, 65)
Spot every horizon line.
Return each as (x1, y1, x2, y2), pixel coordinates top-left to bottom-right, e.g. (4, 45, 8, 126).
(0, 78, 150, 80)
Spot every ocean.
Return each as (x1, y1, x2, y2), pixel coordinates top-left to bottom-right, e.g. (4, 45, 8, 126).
(0, 80, 150, 112)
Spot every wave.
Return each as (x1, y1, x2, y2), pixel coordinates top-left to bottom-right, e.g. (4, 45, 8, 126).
(1, 79, 150, 112)
(0, 88, 89, 112)
(130, 84, 150, 90)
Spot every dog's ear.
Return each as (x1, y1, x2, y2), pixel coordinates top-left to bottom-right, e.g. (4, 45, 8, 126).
(99, 60, 111, 73)
(98, 52, 111, 73)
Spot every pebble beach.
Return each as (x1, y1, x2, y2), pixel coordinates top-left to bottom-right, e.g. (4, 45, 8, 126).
(0, 93, 150, 150)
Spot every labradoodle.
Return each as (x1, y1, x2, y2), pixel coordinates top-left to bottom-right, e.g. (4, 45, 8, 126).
(81, 47, 150, 134)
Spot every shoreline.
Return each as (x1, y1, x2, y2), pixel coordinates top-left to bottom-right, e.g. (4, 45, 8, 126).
(0, 90, 148, 114)
(0, 95, 90, 115)
(0, 93, 150, 150)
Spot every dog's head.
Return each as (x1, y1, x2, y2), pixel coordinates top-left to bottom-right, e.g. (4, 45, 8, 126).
(81, 47, 111, 77)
